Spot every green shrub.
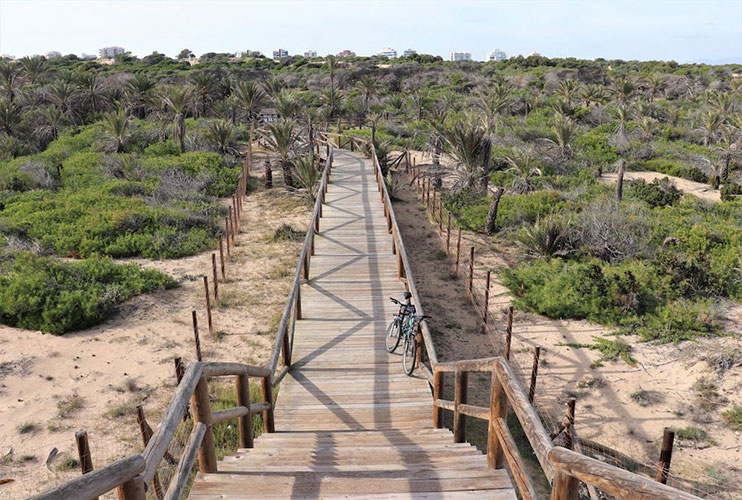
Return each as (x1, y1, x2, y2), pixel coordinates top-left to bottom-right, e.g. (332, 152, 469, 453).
(626, 177, 682, 208)
(721, 183, 742, 202)
(632, 159, 707, 183)
(0, 252, 177, 334)
(445, 189, 565, 231)
(721, 404, 742, 431)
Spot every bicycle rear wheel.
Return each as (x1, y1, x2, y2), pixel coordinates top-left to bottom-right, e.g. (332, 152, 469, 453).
(402, 334, 417, 375)
(385, 318, 401, 353)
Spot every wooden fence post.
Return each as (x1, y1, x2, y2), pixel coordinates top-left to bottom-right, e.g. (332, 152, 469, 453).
(505, 306, 513, 359)
(438, 199, 443, 233)
(487, 363, 508, 469)
(236, 373, 254, 449)
(564, 398, 576, 450)
(211, 253, 219, 301)
(225, 218, 231, 257)
(135, 406, 164, 500)
(229, 206, 236, 244)
(446, 212, 452, 253)
(75, 430, 96, 495)
(173, 357, 190, 420)
(550, 472, 579, 500)
(191, 376, 218, 473)
(296, 285, 302, 320)
(482, 271, 491, 334)
(468, 246, 475, 295)
(261, 376, 276, 433)
(203, 276, 213, 335)
(655, 428, 675, 484)
(453, 369, 468, 443)
(455, 228, 462, 273)
(192, 309, 203, 362)
(432, 370, 443, 428)
(118, 475, 146, 500)
(218, 237, 226, 280)
(528, 346, 541, 403)
(415, 328, 423, 364)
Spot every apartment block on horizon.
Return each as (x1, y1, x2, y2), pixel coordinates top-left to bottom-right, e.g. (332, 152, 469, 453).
(45, 51, 62, 59)
(450, 52, 471, 62)
(487, 48, 507, 62)
(273, 48, 289, 60)
(377, 47, 397, 58)
(403, 48, 417, 57)
(336, 49, 356, 57)
(99, 46, 125, 58)
(304, 49, 318, 58)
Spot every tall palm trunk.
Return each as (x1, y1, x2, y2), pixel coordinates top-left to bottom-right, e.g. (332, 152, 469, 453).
(485, 188, 505, 235)
(174, 112, 185, 153)
(282, 159, 294, 188)
(264, 159, 273, 189)
(616, 159, 625, 202)
(479, 140, 492, 194)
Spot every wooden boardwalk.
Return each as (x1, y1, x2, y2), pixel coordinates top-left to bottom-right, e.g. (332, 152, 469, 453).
(188, 150, 516, 499)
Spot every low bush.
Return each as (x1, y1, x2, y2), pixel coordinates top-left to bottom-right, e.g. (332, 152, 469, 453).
(445, 189, 565, 231)
(721, 183, 742, 202)
(626, 177, 682, 208)
(0, 252, 176, 334)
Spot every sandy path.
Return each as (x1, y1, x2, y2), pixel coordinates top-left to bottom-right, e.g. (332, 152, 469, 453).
(0, 170, 311, 498)
(600, 171, 721, 203)
(393, 164, 742, 498)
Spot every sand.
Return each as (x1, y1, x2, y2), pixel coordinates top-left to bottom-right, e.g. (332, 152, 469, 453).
(600, 171, 722, 203)
(0, 166, 310, 498)
(395, 154, 742, 498)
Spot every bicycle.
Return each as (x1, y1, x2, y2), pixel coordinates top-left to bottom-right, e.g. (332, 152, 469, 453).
(400, 313, 430, 376)
(385, 292, 414, 353)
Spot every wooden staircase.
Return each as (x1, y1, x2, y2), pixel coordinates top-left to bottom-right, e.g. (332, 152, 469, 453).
(187, 149, 516, 498)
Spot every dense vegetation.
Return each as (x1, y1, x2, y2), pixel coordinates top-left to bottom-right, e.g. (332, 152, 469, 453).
(0, 51, 740, 338)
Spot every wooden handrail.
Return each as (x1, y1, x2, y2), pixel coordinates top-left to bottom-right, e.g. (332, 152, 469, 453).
(29, 455, 145, 500)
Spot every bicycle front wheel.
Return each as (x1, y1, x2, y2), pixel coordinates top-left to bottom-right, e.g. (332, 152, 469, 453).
(385, 318, 401, 353)
(402, 334, 417, 375)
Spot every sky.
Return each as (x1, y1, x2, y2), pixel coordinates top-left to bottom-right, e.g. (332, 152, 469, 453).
(1, 0, 741, 63)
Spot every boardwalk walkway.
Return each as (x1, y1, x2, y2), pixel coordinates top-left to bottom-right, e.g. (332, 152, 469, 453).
(188, 149, 515, 499)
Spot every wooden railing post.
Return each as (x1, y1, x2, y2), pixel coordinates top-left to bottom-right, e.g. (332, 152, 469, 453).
(415, 328, 423, 364)
(505, 306, 513, 359)
(455, 228, 462, 273)
(118, 474, 146, 500)
(432, 369, 443, 428)
(655, 428, 675, 484)
(528, 346, 541, 403)
(203, 276, 213, 334)
(296, 284, 302, 320)
(482, 270, 491, 334)
(191, 376, 217, 473)
(261, 376, 275, 433)
(467, 246, 475, 295)
(564, 398, 576, 450)
(219, 236, 226, 280)
(453, 369, 468, 443)
(211, 253, 219, 301)
(446, 212, 452, 253)
(550, 471, 579, 500)
(236, 373, 254, 449)
(487, 363, 508, 469)
(192, 309, 203, 362)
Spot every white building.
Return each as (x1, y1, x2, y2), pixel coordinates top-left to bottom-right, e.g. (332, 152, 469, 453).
(487, 49, 507, 62)
(99, 46, 125, 58)
(81, 53, 97, 60)
(403, 48, 417, 57)
(272, 48, 289, 60)
(377, 48, 397, 58)
(45, 51, 62, 59)
(304, 50, 317, 58)
(450, 52, 471, 62)
(337, 50, 356, 57)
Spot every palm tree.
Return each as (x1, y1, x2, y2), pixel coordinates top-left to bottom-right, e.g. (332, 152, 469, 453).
(190, 71, 216, 117)
(636, 116, 656, 142)
(476, 79, 511, 134)
(408, 88, 428, 120)
(555, 79, 579, 104)
(292, 154, 320, 200)
(503, 149, 542, 194)
(126, 73, 156, 119)
(264, 120, 297, 187)
(613, 104, 631, 141)
(48, 80, 77, 119)
(356, 75, 378, 114)
(263, 76, 284, 100)
(325, 55, 339, 116)
(161, 86, 191, 153)
(34, 105, 65, 143)
(551, 99, 574, 121)
(76, 71, 108, 115)
(707, 90, 735, 117)
(272, 89, 299, 119)
(714, 128, 741, 181)
(435, 117, 490, 191)
(647, 74, 666, 102)
(204, 119, 235, 154)
(696, 111, 724, 146)
(19, 55, 46, 85)
(101, 109, 130, 153)
(613, 77, 636, 105)
(546, 117, 579, 157)
(485, 187, 505, 235)
(0, 60, 20, 102)
(233, 80, 265, 123)
(580, 84, 605, 107)
(0, 98, 22, 135)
